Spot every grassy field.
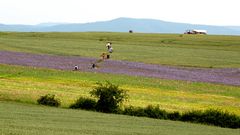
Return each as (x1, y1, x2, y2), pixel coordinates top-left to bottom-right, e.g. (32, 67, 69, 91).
(1, 64, 239, 115)
(1, 101, 239, 135)
(0, 32, 240, 133)
(0, 32, 240, 68)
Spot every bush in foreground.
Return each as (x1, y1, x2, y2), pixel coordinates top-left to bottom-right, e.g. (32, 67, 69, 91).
(167, 111, 181, 121)
(70, 97, 97, 110)
(181, 109, 240, 128)
(122, 106, 240, 128)
(37, 94, 60, 107)
(122, 105, 168, 119)
(90, 82, 128, 113)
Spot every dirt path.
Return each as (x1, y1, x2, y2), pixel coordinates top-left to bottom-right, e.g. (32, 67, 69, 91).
(0, 51, 239, 86)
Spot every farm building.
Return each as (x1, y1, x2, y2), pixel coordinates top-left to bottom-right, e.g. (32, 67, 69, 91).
(184, 29, 207, 34)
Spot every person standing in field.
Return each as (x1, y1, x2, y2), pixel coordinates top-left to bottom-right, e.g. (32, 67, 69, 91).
(108, 47, 113, 53)
(106, 42, 113, 53)
(106, 42, 112, 50)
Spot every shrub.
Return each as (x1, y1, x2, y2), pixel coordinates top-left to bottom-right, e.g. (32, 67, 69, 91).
(122, 105, 168, 119)
(37, 94, 60, 107)
(167, 111, 181, 121)
(70, 97, 97, 110)
(90, 82, 128, 113)
(144, 105, 168, 119)
(181, 110, 202, 122)
(181, 109, 240, 128)
(122, 106, 147, 117)
(122, 106, 240, 129)
(201, 109, 240, 128)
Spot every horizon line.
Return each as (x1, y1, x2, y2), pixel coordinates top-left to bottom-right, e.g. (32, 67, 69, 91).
(1, 17, 240, 27)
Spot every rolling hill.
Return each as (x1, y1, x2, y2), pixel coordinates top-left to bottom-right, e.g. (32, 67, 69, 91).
(1, 18, 240, 35)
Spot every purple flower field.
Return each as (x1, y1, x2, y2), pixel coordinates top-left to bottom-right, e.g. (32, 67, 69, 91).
(0, 51, 239, 86)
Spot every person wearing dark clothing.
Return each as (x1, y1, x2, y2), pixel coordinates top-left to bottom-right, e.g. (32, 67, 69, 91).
(91, 63, 96, 69)
(74, 65, 79, 70)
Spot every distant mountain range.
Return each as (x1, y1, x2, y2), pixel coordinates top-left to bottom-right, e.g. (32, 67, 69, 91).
(1, 17, 240, 35)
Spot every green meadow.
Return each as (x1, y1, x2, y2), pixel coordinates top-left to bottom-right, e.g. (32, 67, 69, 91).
(1, 102, 239, 135)
(0, 64, 239, 115)
(0, 32, 240, 68)
(0, 32, 240, 133)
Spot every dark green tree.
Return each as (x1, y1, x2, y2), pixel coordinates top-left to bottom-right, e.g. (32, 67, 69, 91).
(90, 82, 128, 113)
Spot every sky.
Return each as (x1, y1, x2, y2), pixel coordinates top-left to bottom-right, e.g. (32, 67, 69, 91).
(0, 0, 239, 26)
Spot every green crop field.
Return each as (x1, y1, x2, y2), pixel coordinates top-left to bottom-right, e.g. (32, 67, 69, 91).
(1, 64, 239, 115)
(1, 101, 239, 135)
(0, 32, 240, 133)
(0, 32, 240, 68)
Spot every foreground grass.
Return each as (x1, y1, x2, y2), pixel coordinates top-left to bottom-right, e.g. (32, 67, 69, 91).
(0, 101, 239, 135)
(0, 32, 240, 68)
(0, 64, 239, 115)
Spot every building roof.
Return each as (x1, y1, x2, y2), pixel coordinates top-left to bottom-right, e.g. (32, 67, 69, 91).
(192, 29, 207, 33)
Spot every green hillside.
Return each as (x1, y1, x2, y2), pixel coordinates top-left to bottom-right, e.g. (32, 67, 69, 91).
(1, 64, 239, 115)
(0, 32, 240, 68)
(0, 32, 239, 133)
(1, 102, 239, 135)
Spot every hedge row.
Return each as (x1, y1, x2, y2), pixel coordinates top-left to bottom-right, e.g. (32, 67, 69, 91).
(69, 98, 240, 129)
(38, 94, 240, 129)
(121, 105, 240, 129)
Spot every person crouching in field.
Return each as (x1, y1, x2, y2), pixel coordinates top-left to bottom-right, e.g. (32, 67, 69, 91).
(73, 65, 79, 71)
(100, 52, 107, 60)
(91, 63, 96, 69)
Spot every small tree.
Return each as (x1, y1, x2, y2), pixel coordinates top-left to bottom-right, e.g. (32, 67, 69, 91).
(90, 82, 128, 113)
(37, 94, 60, 107)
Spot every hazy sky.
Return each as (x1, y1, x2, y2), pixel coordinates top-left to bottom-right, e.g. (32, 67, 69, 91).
(0, 0, 239, 26)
